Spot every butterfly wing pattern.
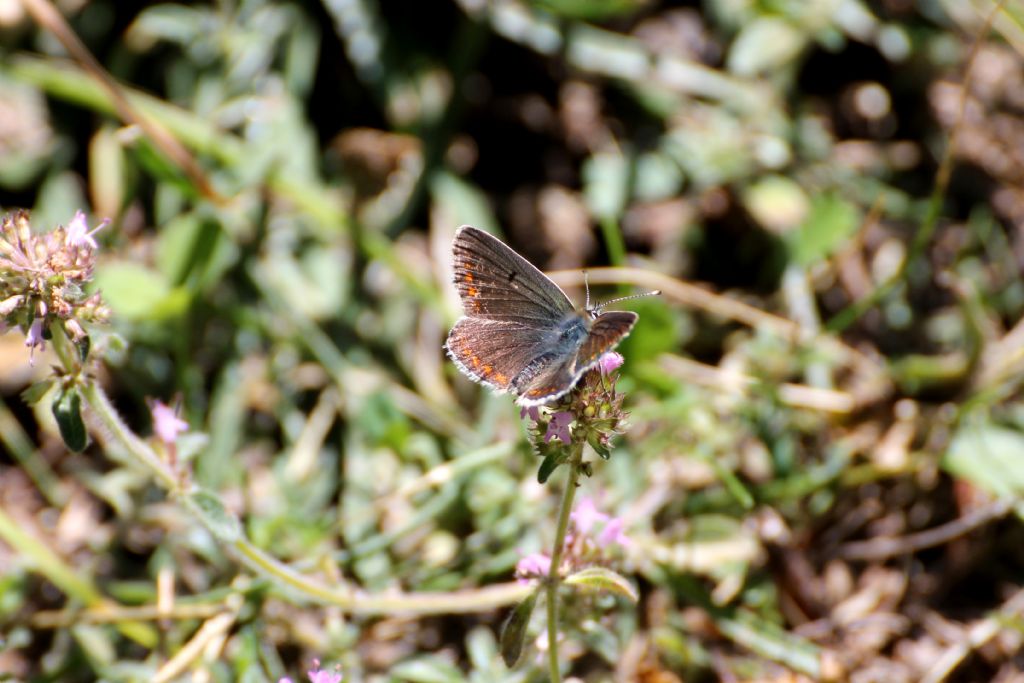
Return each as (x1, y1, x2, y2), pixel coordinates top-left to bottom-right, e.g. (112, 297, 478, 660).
(445, 225, 638, 406)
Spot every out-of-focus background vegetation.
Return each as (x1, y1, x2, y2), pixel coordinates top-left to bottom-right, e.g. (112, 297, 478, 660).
(3, 0, 1024, 680)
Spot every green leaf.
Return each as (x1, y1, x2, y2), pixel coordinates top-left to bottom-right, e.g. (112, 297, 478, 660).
(537, 451, 566, 484)
(565, 566, 639, 602)
(389, 657, 467, 682)
(500, 589, 539, 667)
(787, 193, 860, 266)
(92, 262, 188, 321)
(532, 0, 647, 20)
(716, 609, 821, 678)
(588, 433, 612, 459)
(156, 214, 237, 293)
(21, 379, 54, 405)
(583, 152, 628, 220)
(131, 137, 198, 199)
(943, 421, 1024, 499)
(727, 17, 807, 77)
(100, 332, 128, 366)
(185, 490, 241, 543)
(52, 386, 87, 452)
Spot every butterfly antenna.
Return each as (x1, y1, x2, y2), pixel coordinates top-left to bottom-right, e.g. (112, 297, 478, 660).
(584, 270, 591, 310)
(595, 289, 662, 312)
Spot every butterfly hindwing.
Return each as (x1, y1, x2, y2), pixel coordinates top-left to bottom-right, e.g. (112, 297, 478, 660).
(446, 317, 553, 393)
(512, 311, 636, 405)
(514, 351, 582, 406)
(452, 226, 573, 324)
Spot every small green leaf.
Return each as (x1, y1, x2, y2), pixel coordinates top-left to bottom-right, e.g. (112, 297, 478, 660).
(943, 421, 1024, 499)
(716, 609, 821, 677)
(389, 657, 467, 682)
(52, 386, 87, 452)
(532, 0, 646, 20)
(101, 333, 128, 366)
(21, 379, 54, 405)
(537, 451, 565, 484)
(583, 152, 628, 220)
(565, 566, 639, 602)
(500, 589, 539, 667)
(588, 434, 611, 459)
(727, 17, 807, 77)
(93, 262, 187, 321)
(787, 193, 860, 266)
(185, 490, 241, 542)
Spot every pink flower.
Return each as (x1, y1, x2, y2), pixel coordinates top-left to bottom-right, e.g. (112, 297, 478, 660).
(65, 210, 106, 250)
(519, 405, 540, 422)
(544, 411, 573, 444)
(25, 318, 45, 364)
(570, 497, 609, 536)
(515, 552, 552, 582)
(597, 516, 630, 549)
(570, 497, 630, 549)
(598, 351, 623, 374)
(149, 400, 188, 444)
(307, 659, 342, 683)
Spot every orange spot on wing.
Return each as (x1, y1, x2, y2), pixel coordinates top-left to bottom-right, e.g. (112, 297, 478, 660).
(464, 272, 474, 282)
(467, 286, 478, 297)
(471, 356, 481, 368)
(494, 372, 508, 384)
(482, 364, 493, 375)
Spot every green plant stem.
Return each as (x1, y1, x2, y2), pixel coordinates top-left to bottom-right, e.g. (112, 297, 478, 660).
(80, 380, 180, 491)
(48, 320, 78, 374)
(546, 445, 584, 682)
(58, 330, 533, 616)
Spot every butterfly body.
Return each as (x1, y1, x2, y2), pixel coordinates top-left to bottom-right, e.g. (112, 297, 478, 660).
(445, 225, 638, 406)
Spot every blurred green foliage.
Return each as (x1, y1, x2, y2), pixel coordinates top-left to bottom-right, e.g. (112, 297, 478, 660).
(3, 0, 1024, 681)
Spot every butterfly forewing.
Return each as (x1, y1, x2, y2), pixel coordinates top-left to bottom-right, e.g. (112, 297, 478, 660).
(452, 226, 573, 325)
(576, 311, 637, 371)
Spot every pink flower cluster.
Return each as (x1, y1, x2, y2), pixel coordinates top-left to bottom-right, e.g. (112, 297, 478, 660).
(0, 210, 109, 362)
(515, 496, 630, 583)
(280, 659, 342, 683)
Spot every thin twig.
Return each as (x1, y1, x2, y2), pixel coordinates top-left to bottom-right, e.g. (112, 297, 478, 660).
(31, 603, 227, 628)
(553, 266, 891, 408)
(836, 498, 1014, 561)
(659, 354, 856, 414)
(18, 0, 220, 201)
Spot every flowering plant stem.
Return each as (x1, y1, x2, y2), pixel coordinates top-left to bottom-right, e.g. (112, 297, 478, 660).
(546, 442, 583, 682)
(40, 325, 534, 616)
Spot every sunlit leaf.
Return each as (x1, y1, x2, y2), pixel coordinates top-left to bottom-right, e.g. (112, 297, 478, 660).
(565, 566, 639, 602)
(944, 421, 1024, 499)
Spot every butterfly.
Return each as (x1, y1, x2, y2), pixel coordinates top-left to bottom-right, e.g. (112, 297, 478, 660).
(445, 226, 645, 406)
